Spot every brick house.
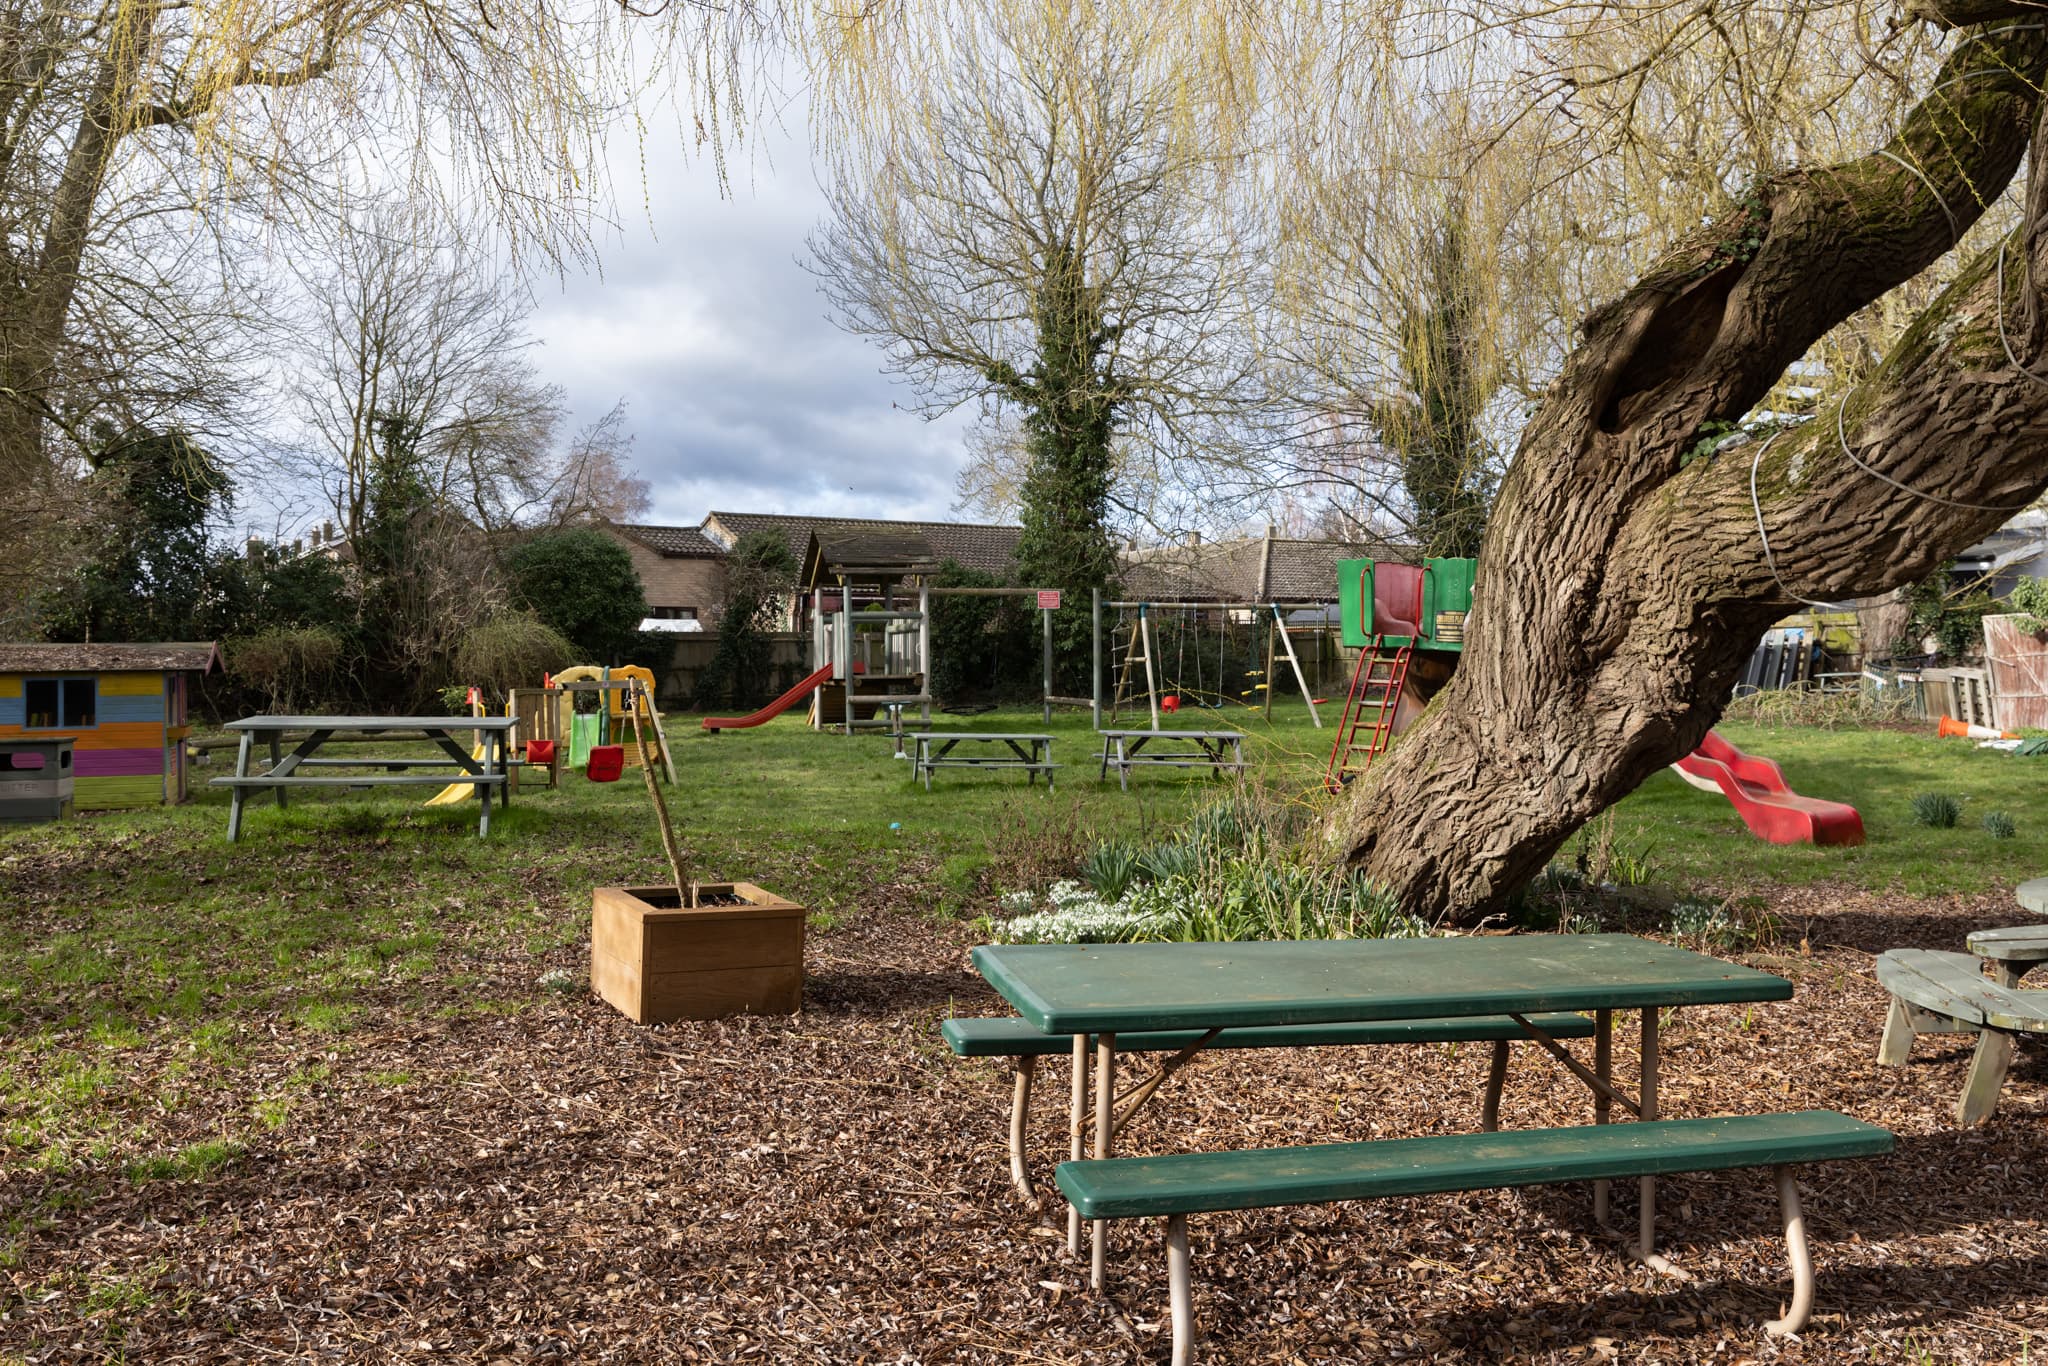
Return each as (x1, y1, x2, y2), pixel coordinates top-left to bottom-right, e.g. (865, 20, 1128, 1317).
(606, 523, 728, 627)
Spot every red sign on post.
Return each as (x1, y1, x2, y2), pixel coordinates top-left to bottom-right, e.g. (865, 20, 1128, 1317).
(1036, 590, 1062, 610)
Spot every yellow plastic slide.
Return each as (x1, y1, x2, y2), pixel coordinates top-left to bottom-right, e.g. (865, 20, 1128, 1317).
(424, 741, 489, 805)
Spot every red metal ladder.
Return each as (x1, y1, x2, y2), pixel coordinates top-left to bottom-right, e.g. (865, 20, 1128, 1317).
(1325, 636, 1414, 792)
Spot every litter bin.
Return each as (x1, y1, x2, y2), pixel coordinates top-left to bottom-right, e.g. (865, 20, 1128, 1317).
(0, 739, 74, 823)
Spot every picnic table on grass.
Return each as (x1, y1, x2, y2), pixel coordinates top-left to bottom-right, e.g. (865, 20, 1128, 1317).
(209, 715, 517, 841)
(1095, 729, 1245, 790)
(967, 934, 1891, 1363)
(910, 732, 1054, 791)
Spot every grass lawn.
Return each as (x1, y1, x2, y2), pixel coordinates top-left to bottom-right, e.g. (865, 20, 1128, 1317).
(0, 704, 2042, 1361)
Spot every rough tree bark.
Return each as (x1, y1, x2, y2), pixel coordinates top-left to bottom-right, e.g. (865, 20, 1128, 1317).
(1331, 24, 2048, 924)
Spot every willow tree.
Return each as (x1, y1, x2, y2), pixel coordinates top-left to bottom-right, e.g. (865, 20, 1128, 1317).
(809, 3, 2048, 922)
(805, 0, 1261, 683)
(0, 0, 748, 617)
(1312, 16, 2048, 921)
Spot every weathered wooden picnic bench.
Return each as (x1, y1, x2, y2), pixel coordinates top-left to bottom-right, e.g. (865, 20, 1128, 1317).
(209, 715, 516, 840)
(1057, 1110, 1893, 1364)
(1095, 729, 1245, 791)
(1967, 924, 2048, 987)
(1876, 946, 2048, 1125)
(941, 1011, 1599, 1207)
(910, 733, 1055, 791)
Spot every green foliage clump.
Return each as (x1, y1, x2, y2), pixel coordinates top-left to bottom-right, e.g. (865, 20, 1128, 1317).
(39, 428, 234, 643)
(1002, 796, 1427, 945)
(1078, 841, 1141, 904)
(2006, 576, 2048, 634)
(1911, 792, 1962, 829)
(227, 628, 346, 713)
(1893, 562, 1994, 661)
(1982, 809, 2018, 840)
(926, 560, 1038, 704)
(1668, 896, 1777, 953)
(695, 531, 798, 709)
(504, 528, 649, 662)
(453, 612, 576, 700)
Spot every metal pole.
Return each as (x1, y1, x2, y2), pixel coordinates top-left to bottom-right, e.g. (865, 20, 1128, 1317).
(1091, 588, 1102, 731)
(919, 580, 932, 731)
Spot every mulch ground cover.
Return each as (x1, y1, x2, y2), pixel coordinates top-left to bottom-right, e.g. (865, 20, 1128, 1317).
(4, 884, 2044, 1363)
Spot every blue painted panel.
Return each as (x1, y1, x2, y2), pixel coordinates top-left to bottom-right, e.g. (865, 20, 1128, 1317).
(94, 694, 165, 725)
(0, 696, 20, 727)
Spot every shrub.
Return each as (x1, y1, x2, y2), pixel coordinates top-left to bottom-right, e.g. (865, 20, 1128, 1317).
(453, 611, 576, 700)
(228, 627, 345, 713)
(1983, 809, 2018, 840)
(1911, 792, 1962, 828)
(503, 529, 647, 661)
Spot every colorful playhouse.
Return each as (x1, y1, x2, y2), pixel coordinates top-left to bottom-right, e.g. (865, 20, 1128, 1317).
(0, 642, 221, 809)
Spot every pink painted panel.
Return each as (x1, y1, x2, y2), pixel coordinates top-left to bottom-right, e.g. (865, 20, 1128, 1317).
(73, 747, 163, 778)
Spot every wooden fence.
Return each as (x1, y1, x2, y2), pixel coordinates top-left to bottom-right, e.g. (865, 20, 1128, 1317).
(649, 632, 810, 707)
(1984, 614, 2048, 730)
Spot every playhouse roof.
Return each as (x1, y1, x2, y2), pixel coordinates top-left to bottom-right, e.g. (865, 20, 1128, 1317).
(709, 512, 1021, 578)
(803, 531, 943, 586)
(0, 642, 223, 673)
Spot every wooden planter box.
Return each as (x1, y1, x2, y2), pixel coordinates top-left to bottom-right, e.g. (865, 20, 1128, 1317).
(590, 883, 804, 1024)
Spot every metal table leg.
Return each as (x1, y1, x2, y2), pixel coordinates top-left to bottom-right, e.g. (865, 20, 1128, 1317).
(1092, 1032, 1115, 1291)
(1068, 1033, 1089, 1255)
(1594, 1008, 1612, 1224)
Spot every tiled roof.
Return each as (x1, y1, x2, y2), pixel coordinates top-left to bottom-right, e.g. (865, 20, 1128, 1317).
(611, 523, 725, 558)
(707, 513, 1022, 579)
(1118, 534, 1414, 603)
(0, 642, 222, 673)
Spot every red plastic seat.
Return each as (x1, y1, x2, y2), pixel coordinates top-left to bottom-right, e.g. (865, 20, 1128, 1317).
(526, 739, 556, 766)
(585, 745, 624, 782)
(1371, 563, 1427, 638)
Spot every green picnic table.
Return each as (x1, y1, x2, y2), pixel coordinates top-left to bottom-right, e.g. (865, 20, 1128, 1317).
(972, 933, 1794, 1288)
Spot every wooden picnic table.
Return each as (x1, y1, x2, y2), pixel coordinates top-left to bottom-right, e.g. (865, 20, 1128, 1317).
(209, 715, 517, 841)
(910, 732, 1055, 791)
(1968, 923, 2048, 986)
(1095, 729, 1245, 791)
(971, 933, 1792, 1289)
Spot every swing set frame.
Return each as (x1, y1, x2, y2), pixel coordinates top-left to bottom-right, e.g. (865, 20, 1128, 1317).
(1089, 592, 1328, 731)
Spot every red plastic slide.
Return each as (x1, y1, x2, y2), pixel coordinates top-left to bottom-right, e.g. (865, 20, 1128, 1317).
(701, 665, 835, 731)
(1671, 730, 1864, 846)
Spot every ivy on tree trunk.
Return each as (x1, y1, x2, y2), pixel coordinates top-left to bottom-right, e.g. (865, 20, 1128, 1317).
(999, 245, 1122, 692)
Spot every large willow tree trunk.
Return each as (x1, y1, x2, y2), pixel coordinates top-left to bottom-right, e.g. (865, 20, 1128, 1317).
(1332, 23, 2048, 924)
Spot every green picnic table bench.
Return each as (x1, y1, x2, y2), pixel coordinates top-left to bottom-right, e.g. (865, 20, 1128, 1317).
(1057, 1109, 1893, 1365)
(942, 1011, 1598, 1206)
(1876, 946, 2048, 1125)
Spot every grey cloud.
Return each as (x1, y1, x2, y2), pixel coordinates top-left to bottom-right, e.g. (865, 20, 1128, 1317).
(530, 120, 977, 526)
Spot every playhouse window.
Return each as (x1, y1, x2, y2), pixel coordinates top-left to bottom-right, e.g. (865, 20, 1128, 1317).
(24, 677, 95, 729)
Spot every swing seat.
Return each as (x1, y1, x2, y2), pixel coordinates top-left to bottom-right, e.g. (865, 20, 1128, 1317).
(526, 739, 556, 766)
(1161, 695, 1181, 713)
(585, 745, 624, 782)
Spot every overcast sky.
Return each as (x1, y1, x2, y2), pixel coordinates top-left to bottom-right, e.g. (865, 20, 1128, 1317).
(526, 113, 981, 531)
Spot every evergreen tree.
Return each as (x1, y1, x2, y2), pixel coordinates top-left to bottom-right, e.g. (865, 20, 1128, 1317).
(994, 246, 1121, 691)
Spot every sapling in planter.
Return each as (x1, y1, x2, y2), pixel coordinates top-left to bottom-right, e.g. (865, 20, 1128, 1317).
(590, 681, 806, 1023)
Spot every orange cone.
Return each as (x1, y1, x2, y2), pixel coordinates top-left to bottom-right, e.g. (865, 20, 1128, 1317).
(1938, 715, 2017, 741)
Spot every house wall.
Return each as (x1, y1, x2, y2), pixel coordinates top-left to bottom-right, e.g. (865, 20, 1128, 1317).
(603, 530, 727, 623)
(0, 670, 174, 808)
